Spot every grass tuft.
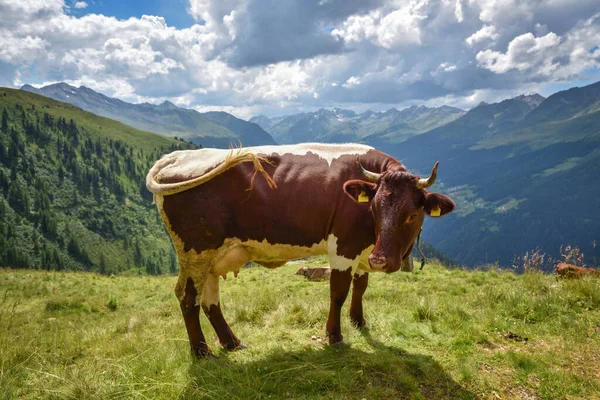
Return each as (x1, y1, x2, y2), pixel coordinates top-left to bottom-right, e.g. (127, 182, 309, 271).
(414, 297, 438, 322)
(107, 295, 119, 311)
(46, 298, 94, 313)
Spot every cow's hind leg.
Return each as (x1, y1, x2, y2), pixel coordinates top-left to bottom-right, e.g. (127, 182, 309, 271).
(179, 277, 212, 358)
(350, 272, 368, 328)
(201, 274, 244, 351)
(326, 269, 353, 346)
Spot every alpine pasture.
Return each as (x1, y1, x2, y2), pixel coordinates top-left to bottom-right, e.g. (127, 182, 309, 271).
(1, 260, 599, 399)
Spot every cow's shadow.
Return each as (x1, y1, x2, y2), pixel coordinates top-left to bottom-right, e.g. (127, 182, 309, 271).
(182, 331, 475, 399)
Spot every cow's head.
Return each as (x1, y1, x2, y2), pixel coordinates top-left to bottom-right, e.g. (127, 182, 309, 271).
(343, 160, 455, 273)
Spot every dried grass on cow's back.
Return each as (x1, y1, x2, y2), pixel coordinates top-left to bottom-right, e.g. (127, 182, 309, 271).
(1, 262, 600, 400)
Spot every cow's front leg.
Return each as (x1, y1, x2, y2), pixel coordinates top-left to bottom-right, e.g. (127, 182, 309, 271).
(350, 272, 368, 328)
(180, 277, 212, 358)
(201, 274, 244, 351)
(326, 269, 353, 346)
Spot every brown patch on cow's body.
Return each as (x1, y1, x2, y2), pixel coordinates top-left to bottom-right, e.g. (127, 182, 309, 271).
(555, 263, 599, 279)
(161, 149, 397, 260)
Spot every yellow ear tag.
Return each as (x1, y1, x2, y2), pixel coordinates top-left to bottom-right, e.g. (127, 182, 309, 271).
(431, 206, 441, 217)
(358, 191, 369, 203)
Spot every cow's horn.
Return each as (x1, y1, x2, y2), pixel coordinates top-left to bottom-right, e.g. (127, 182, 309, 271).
(357, 157, 380, 183)
(416, 161, 439, 189)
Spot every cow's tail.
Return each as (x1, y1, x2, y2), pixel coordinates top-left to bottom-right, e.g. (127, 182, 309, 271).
(146, 148, 277, 196)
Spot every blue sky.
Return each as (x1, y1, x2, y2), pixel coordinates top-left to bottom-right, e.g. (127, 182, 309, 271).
(69, 0, 196, 29)
(1, 0, 599, 118)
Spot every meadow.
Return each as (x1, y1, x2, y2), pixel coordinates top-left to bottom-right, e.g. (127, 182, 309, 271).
(1, 260, 599, 399)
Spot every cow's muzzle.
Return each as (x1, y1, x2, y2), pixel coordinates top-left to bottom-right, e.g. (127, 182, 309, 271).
(369, 249, 412, 273)
(368, 255, 388, 271)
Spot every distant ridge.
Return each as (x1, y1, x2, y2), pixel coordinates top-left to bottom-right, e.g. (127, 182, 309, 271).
(21, 83, 276, 148)
(251, 105, 465, 144)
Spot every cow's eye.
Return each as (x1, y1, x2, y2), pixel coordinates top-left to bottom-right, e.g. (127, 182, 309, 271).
(407, 214, 418, 223)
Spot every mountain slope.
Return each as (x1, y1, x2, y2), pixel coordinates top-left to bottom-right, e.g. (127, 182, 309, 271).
(203, 111, 275, 147)
(250, 115, 286, 132)
(21, 83, 276, 148)
(521, 81, 600, 126)
(0, 88, 196, 273)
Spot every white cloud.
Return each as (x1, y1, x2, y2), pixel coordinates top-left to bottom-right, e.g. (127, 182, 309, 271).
(0, 0, 599, 118)
(454, 0, 463, 23)
(73, 1, 87, 9)
(0, 33, 47, 64)
(439, 62, 457, 72)
(332, 3, 427, 49)
(466, 25, 499, 46)
(477, 32, 561, 74)
(343, 76, 361, 88)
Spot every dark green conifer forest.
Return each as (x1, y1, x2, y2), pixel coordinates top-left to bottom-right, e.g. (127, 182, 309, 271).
(0, 89, 197, 274)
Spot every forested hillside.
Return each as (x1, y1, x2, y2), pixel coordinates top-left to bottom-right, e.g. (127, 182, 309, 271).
(0, 88, 196, 274)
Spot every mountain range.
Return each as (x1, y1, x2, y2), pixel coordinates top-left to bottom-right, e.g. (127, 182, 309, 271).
(251, 105, 464, 144)
(20, 83, 276, 148)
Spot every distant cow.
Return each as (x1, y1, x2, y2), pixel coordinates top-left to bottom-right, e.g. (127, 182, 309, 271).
(296, 266, 332, 281)
(146, 143, 455, 357)
(555, 263, 599, 279)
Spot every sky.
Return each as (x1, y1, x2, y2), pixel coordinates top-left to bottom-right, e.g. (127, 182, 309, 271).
(1, 0, 599, 119)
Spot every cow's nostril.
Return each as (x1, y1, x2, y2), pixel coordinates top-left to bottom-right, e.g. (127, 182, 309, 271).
(369, 257, 388, 271)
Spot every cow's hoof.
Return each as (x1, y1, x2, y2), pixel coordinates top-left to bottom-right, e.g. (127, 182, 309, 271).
(330, 340, 348, 348)
(351, 318, 367, 329)
(192, 349, 217, 359)
(227, 342, 248, 352)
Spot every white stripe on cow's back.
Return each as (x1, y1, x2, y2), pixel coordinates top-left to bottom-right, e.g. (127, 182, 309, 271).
(151, 143, 373, 185)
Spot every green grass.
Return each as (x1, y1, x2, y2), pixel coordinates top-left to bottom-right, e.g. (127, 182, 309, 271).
(1, 262, 599, 399)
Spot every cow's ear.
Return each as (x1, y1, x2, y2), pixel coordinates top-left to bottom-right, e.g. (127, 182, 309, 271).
(343, 180, 377, 204)
(424, 192, 455, 217)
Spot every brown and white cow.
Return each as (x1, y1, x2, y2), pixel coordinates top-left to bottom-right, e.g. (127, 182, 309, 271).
(146, 143, 455, 357)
